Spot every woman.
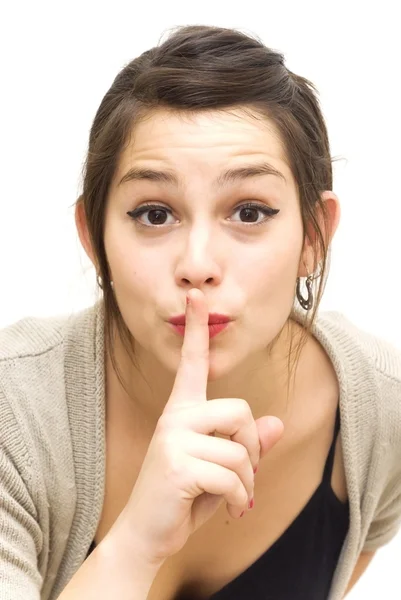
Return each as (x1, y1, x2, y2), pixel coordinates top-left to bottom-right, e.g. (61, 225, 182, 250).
(1, 24, 400, 600)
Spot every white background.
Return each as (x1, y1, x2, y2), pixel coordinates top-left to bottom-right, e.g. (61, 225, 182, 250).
(1, 1, 400, 597)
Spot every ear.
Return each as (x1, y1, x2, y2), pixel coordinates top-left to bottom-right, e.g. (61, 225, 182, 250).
(75, 199, 98, 271)
(298, 190, 341, 278)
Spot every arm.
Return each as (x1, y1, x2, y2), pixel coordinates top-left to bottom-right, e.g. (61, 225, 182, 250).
(0, 384, 162, 600)
(58, 531, 164, 600)
(343, 551, 376, 597)
(0, 390, 43, 600)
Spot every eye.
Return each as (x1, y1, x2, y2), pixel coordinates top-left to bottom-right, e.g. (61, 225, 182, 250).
(127, 204, 176, 227)
(229, 203, 280, 226)
(126, 202, 280, 229)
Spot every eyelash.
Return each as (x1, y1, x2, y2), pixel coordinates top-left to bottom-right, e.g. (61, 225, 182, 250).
(126, 202, 280, 229)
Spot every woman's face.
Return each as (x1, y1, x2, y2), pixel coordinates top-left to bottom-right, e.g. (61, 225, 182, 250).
(102, 108, 316, 382)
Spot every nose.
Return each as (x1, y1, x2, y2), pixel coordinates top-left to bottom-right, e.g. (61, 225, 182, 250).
(174, 223, 223, 290)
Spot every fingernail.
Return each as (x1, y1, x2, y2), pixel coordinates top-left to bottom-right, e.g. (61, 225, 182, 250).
(248, 497, 254, 510)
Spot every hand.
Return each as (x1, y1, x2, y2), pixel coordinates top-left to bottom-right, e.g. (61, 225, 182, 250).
(112, 288, 284, 564)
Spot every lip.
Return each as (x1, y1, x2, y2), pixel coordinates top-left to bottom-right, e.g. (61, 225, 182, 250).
(168, 313, 232, 326)
(169, 322, 231, 339)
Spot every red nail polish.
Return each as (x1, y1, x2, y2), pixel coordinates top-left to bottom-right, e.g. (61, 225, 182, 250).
(248, 498, 254, 510)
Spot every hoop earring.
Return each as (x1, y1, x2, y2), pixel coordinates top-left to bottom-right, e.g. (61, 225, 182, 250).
(296, 273, 314, 310)
(296, 263, 321, 311)
(96, 274, 114, 290)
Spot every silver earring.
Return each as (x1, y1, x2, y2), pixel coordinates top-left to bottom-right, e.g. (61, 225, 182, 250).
(96, 274, 114, 290)
(296, 263, 322, 311)
(296, 273, 314, 310)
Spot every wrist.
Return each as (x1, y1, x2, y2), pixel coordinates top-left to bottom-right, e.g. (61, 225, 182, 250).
(101, 525, 166, 573)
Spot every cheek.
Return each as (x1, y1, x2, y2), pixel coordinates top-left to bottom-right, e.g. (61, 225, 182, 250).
(105, 229, 158, 292)
(235, 242, 298, 298)
(119, 266, 155, 301)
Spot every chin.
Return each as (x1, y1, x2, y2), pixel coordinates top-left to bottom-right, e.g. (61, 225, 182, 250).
(206, 352, 240, 383)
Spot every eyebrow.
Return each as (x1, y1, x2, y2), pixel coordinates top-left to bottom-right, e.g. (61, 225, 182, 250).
(118, 161, 286, 188)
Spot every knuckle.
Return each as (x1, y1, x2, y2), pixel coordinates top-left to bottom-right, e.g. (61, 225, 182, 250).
(159, 436, 188, 482)
(228, 398, 252, 428)
(233, 443, 250, 468)
(153, 422, 191, 487)
(165, 447, 184, 481)
(156, 412, 178, 433)
(233, 398, 252, 419)
(155, 423, 176, 453)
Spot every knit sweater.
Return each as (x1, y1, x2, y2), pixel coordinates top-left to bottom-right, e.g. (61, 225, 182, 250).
(0, 299, 401, 600)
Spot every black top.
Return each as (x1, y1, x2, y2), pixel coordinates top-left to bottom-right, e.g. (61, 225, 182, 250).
(86, 403, 349, 599)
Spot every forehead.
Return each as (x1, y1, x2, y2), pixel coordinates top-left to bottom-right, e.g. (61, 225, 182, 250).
(116, 108, 290, 182)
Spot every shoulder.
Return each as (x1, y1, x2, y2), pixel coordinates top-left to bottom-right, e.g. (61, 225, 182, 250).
(318, 308, 401, 406)
(317, 311, 401, 482)
(296, 308, 401, 457)
(0, 300, 102, 395)
(318, 311, 401, 429)
(314, 309, 401, 379)
(0, 310, 72, 433)
(0, 302, 101, 489)
(0, 308, 71, 361)
(294, 306, 401, 399)
(0, 311, 77, 493)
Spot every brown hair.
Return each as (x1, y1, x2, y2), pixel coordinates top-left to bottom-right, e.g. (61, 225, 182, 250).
(74, 24, 337, 408)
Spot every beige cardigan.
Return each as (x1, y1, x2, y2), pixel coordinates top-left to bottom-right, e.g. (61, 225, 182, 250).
(0, 299, 401, 599)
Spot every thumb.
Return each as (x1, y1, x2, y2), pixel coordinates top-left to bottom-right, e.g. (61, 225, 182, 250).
(255, 416, 284, 461)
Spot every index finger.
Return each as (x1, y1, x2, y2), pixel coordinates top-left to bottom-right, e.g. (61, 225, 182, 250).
(168, 288, 210, 405)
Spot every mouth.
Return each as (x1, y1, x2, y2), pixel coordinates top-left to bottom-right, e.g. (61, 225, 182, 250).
(167, 313, 233, 339)
(168, 313, 232, 326)
(169, 321, 231, 339)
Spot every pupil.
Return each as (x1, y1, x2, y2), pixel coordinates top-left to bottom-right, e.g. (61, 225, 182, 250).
(149, 210, 167, 224)
(240, 208, 257, 222)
